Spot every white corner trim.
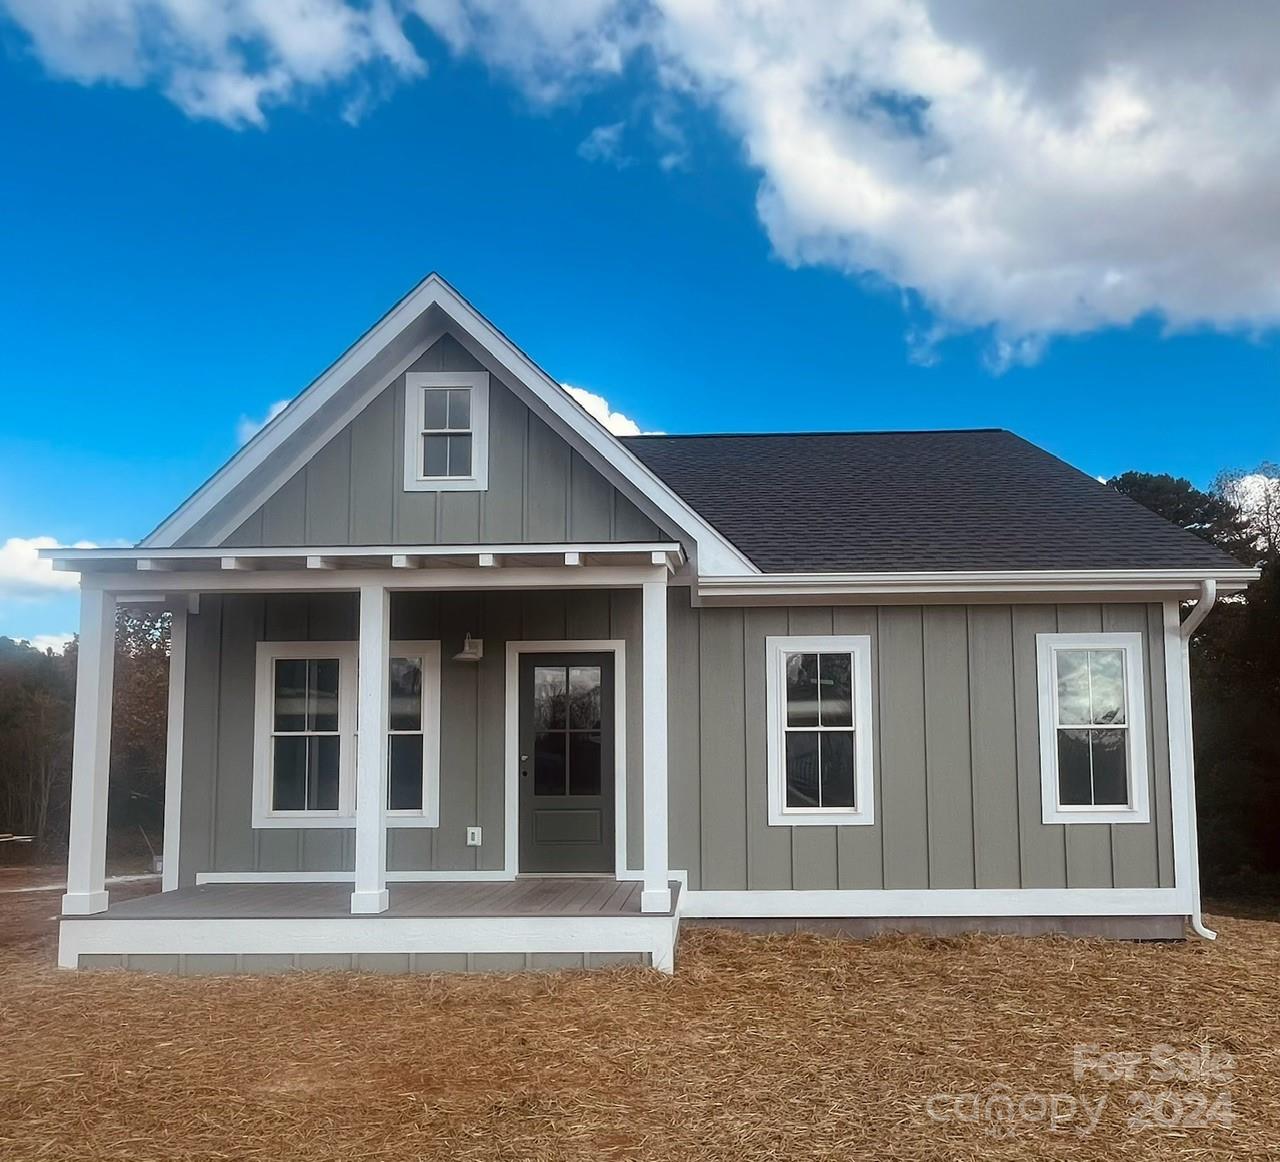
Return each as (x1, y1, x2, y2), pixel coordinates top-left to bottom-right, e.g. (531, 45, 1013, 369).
(680, 887, 1190, 919)
(1034, 631, 1151, 825)
(161, 607, 188, 891)
(1162, 601, 1196, 911)
(252, 640, 360, 829)
(504, 640, 629, 880)
(402, 370, 490, 492)
(764, 634, 875, 827)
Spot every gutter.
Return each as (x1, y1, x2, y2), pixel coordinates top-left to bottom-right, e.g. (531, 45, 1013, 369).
(1180, 579, 1217, 940)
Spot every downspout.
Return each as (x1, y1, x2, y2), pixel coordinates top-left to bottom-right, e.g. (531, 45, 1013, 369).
(1180, 579, 1217, 940)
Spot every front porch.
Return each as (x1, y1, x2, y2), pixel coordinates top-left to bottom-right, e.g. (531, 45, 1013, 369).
(53, 542, 684, 973)
(59, 877, 682, 973)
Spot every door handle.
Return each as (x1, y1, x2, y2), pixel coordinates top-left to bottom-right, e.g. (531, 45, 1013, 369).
(520, 753, 529, 777)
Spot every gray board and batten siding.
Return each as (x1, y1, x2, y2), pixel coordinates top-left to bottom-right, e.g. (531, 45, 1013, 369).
(180, 584, 1172, 896)
(667, 592, 1174, 894)
(178, 587, 648, 883)
(187, 334, 667, 550)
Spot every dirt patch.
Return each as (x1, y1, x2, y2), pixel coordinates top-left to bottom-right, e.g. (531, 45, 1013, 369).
(1, 890, 1276, 1160)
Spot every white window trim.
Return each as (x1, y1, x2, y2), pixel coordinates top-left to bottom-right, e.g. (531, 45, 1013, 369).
(252, 641, 359, 829)
(402, 370, 490, 492)
(384, 640, 442, 828)
(252, 639, 441, 830)
(764, 634, 875, 827)
(1036, 631, 1151, 825)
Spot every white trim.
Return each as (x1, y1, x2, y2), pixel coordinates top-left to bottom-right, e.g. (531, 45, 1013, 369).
(403, 371, 490, 491)
(352, 584, 391, 914)
(764, 634, 875, 827)
(161, 607, 187, 892)
(50, 542, 683, 567)
(195, 870, 517, 884)
(62, 589, 116, 916)
(681, 887, 1189, 919)
(252, 641, 359, 828)
(137, 273, 754, 576)
(58, 911, 680, 974)
(1163, 601, 1197, 919)
(641, 579, 670, 912)
(385, 640, 442, 828)
(698, 567, 1260, 604)
(81, 565, 672, 595)
(1035, 632, 1151, 825)
(504, 640, 629, 881)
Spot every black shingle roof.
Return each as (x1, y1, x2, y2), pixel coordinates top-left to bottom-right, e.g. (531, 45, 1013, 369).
(622, 429, 1244, 574)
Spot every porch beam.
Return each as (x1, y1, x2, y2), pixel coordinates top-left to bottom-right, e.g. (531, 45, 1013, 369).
(640, 578, 671, 913)
(62, 588, 117, 915)
(351, 582, 391, 914)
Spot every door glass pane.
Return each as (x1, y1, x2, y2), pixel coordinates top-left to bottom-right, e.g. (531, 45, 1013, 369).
(447, 388, 470, 429)
(308, 659, 339, 732)
(1057, 728, 1092, 805)
(423, 434, 448, 477)
(784, 731, 820, 807)
(447, 434, 472, 477)
(1089, 649, 1126, 725)
(1090, 729, 1128, 804)
(568, 666, 602, 729)
(272, 736, 307, 810)
(423, 388, 448, 430)
(388, 734, 424, 811)
(1055, 649, 1091, 726)
(786, 653, 819, 727)
(273, 659, 307, 732)
(533, 667, 567, 730)
(819, 653, 853, 727)
(389, 657, 423, 732)
(820, 731, 856, 807)
(534, 731, 566, 795)
(308, 736, 340, 811)
(569, 732, 602, 795)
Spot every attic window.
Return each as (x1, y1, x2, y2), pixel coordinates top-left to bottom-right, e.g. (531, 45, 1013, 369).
(403, 370, 489, 492)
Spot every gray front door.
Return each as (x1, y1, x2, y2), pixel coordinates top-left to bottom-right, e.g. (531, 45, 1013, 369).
(518, 652, 615, 874)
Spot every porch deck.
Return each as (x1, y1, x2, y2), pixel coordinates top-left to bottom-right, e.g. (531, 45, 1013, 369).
(58, 879, 682, 974)
(75, 877, 679, 920)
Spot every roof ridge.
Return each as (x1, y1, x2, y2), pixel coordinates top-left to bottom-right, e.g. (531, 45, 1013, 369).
(620, 427, 1009, 439)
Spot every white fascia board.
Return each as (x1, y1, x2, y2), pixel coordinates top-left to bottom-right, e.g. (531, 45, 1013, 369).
(697, 567, 1261, 604)
(138, 273, 757, 575)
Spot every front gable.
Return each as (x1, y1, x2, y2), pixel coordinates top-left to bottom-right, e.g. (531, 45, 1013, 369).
(148, 274, 756, 574)
(215, 333, 665, 549)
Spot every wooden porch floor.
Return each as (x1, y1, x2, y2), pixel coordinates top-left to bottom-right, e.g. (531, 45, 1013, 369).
(73, 878, 681, 921)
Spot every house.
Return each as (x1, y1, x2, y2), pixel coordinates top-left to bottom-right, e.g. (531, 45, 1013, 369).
(47, 274, 1258, 974)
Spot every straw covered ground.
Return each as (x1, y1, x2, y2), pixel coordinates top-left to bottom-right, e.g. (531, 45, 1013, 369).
(1, 875, 1277, 1160)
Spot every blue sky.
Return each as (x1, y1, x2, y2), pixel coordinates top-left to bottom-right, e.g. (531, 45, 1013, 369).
(2, 2, 1278, 646)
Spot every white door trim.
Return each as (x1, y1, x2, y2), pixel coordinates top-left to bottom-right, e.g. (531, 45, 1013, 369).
(505, 640, 629, 881)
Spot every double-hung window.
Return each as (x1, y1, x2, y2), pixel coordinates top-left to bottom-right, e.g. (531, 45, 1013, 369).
(1036, 632, 1150, 824)
(385, 641, 441, 826)
(403, 370, 489, 492)
(254, 642, 357, 826)
(765, 635, 875, 826)
(253, 639, 440, 829)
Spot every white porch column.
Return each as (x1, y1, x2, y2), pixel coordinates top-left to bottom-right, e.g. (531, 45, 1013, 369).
(62, 587, 117, 915)
(160, 606, 188, 892)
(641, 576, 671, 913)
(351, 582, 391, 914)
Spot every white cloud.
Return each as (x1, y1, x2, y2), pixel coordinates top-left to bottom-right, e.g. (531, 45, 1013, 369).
(12, 2, 1280, 356)
(18, 633, 75, 655)
(0, 0, 422, 127)
(0, 536, 93, 600)
(578, 121, 629, 167)
(563, 384, 655, 436)
(236, 399, 289, 445)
